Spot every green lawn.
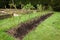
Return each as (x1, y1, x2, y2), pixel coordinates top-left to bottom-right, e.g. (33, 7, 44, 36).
(0, 11, 48, 40)
(0, 11, 60, 40)
(23, 12, 60, 40)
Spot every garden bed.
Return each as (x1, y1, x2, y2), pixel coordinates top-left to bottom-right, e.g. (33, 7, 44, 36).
(0, 13, 13, 20)
(7, 13, 53, 40)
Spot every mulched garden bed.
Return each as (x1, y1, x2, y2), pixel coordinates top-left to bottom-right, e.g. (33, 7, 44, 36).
(6, 12, 53, 40)
(0, 13, 12, 20)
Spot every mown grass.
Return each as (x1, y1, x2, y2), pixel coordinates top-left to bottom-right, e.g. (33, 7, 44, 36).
(0, 11, 48, 40)
(23, 12, 60, 40)
(0, 31, 15, 40)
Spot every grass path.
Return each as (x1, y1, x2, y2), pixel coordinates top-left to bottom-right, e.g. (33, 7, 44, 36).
(23, 12, 60, 40)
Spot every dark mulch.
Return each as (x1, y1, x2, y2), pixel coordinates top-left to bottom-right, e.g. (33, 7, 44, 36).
(0, 13, 12, 20)
(6, 12, 53, 40)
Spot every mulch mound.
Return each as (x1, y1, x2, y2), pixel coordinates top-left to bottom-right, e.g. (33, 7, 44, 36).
(0, 13, 12, 20)
(6, 13, 53, 40)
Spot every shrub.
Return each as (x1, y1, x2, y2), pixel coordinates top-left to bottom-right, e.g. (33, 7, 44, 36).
(23, 3, 34, 10)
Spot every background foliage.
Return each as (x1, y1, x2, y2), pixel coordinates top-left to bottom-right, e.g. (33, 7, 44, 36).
(0, 0, 60, 11)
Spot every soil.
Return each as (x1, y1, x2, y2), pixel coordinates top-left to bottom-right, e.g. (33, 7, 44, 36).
(6, 13, 53, 40)
(0, 13, 12, 20)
